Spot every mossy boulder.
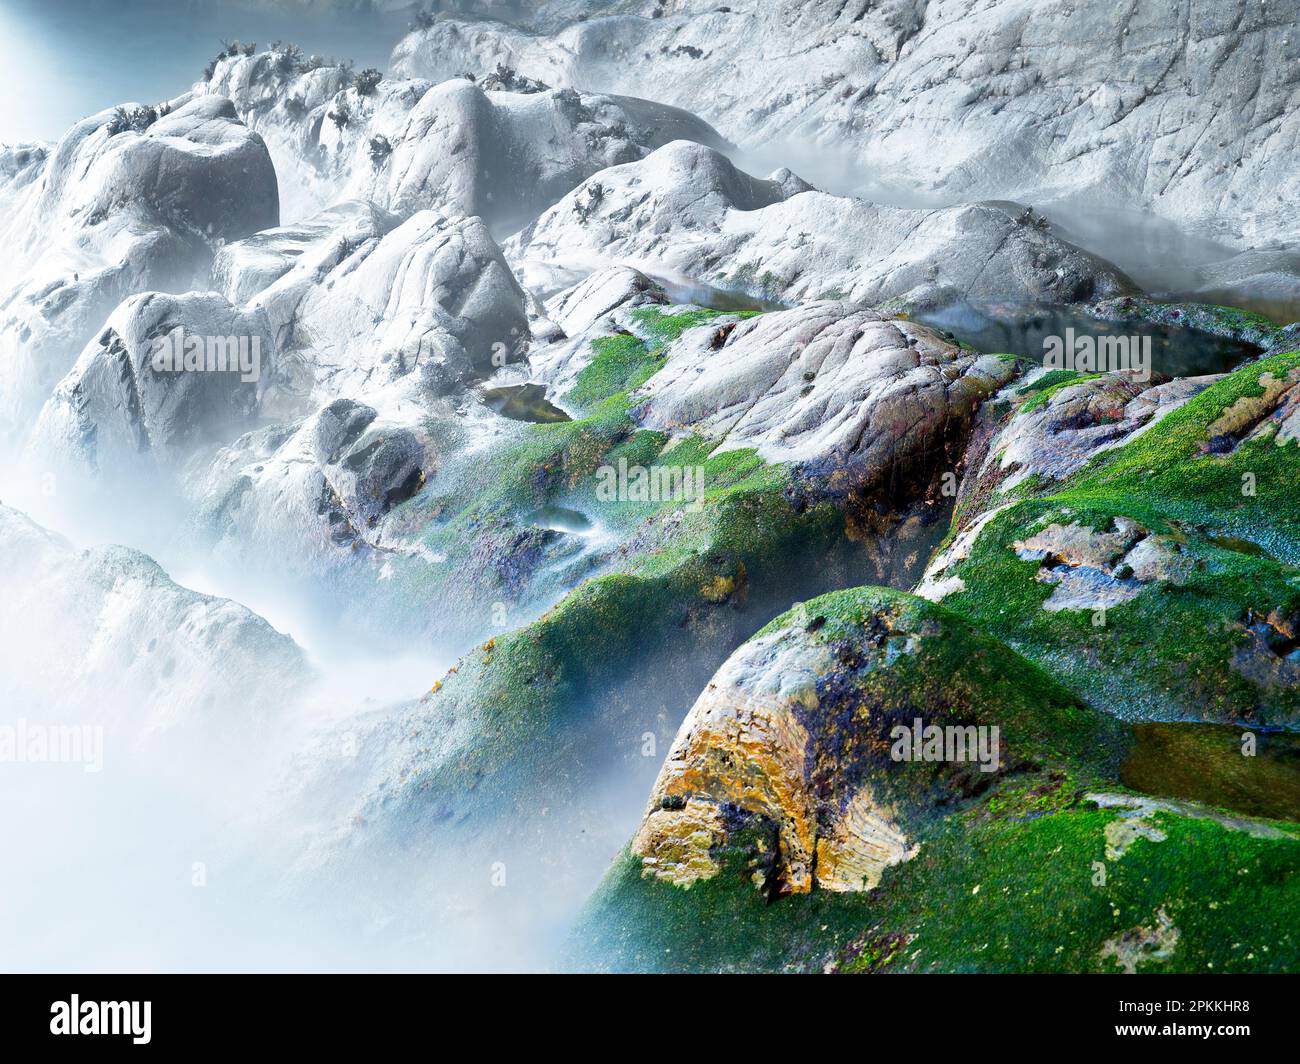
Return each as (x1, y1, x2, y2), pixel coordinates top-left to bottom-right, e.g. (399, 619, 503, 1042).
(578, 789, 1300, 973)
(922, 350, 1300, 726)
(628, 586, 1127, 899)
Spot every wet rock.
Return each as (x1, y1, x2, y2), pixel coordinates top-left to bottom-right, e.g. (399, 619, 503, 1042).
(631, 301, 1018, 498)
(631, 587, 1124, 896)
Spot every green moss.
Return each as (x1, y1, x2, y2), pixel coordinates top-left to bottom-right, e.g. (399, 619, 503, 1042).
(564, 334, 662, 411)
(755, 586, 1127, 779)
(390, 466, 855, 810)
(927, 352, 1300, 725)
(1016, 370, 1103, 415)
(576, 789, 1300, 973)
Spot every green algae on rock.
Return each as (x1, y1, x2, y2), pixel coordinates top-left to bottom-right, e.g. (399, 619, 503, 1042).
(921, 350, 1300, 726)
(628, 586, 1127, 898)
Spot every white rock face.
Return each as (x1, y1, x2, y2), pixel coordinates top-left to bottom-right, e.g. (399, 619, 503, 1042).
(632, 301, 1018, 492)
(195, 396, 426, 573)
(0, 502, 308, 732)
(0, 144, 47, 214)
(543, 265, 667, 336)
(395, 0, 1300, 250)
(202, 50, 725, 228)
(29, 292, 274, 479)
(212, 200, 402, 306)
(0, 95, 278, 433)
(248, 208, 531, 399)
(509, 141, 1132, 308)
(187, 208, 531, 595)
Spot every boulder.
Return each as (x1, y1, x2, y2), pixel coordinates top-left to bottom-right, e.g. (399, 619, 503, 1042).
(29, 292, 273, 478)
(509, 142, 1133, 308)
(0, 95, 278, 432)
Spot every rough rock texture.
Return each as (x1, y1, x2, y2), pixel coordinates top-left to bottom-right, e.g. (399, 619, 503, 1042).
(1013, 519, 1193, 612)
(632, 301, 1018, 494)
(212, 200, 402, 306)
(0, 502, 308, 731)
(919, 352, 1300, 726)
(202, 50, 725, 227)
(508, 142, 1133, 307)
(396, 1, 1300, 249)
(0, 95, 278, 432)
(196, 396, 428, 572)
(544, 265, 668, 338)
(29, 292, 273, 478)
(985, 371, 1221, 493)
(247, 208, 530, 398)
(525, 266, 671, 393)
(630, 587, 1123, 895)
(632, 625, 916, 894)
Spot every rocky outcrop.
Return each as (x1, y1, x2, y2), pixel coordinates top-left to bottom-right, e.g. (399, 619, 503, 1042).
(201, 49, 725, 227)
(631, 301, 1018, 493)
(246, 208, 530, 399)
(508, 142, 1133, 307)
(212, 200, 402, 306)
(544, 265, 668, 338)
(0, 502, 308, 732)
(396, 1, 1300, 251)
(630, 587, 1124, 896)
(919, 352, 1300, 726)
(980, 371, 1220, 494)
(195, 396, 427, 570)
(0, 95, 278, 433)
(29, 292, 273, 479)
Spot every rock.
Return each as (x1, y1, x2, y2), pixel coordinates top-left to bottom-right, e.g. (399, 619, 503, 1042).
(524, 267, 671, 393)
(29, 292, 273, 478)
(984, 371, 1219, 495)
(201, 49, 726, 227)
(544, 266, 668, 338)
(916, 352, 1300, 726)
(249, 208, 530, 399)
(196, 396, 427, 568)
(0, 95, 278, 432)
(212, 200, 402, 305)
(396, 1, 1300, 249)
(508, 141, 1133, 307)
(630, 586, 1125, 896)
(630, 301, 1019, 496)
(0, 502, 308, 733)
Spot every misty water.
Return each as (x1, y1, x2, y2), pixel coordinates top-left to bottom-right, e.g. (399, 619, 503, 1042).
(3, 1, 1296, 978)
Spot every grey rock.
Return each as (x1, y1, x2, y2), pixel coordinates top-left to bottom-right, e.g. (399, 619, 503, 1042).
(508, 141, 1133, 307)
(0, 95, 278, 432)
